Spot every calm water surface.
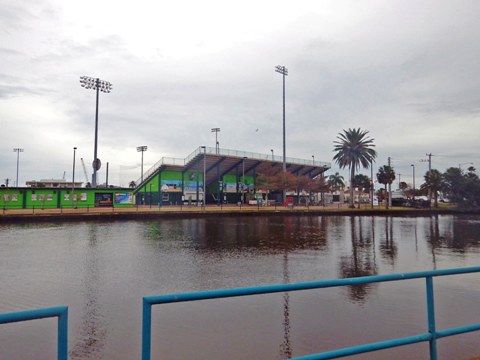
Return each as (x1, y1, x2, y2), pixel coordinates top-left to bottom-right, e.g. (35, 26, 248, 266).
(1, 215, 480, 359)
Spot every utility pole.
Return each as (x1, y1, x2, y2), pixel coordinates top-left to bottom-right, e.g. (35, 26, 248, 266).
(426, 153, 432, 172)
(13, 148, 24, 187)
(426, 153, 433, 203)
(370, 160, 374, 209)
(411, 164, 416, 200)
(72, 147, 77, 207)
(388, 157, 392, 208)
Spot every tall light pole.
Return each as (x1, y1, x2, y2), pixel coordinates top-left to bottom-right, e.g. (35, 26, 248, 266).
(275, 65, 288, 204)
(137, 146, 148, 183)
(211, 128, 220, 154)
(411, 164, 415, 201)
(242, 157, 247, 203)
(312, 155, 315, 166)
(72, 147, 77, 207)
(270, 149, 274, 161)
(201, 146, 206, 205)
(80, 76, 112, 187)
(13, 148, 24, 187)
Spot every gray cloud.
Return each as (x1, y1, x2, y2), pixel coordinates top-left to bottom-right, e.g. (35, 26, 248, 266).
(2, 0, 480, 187)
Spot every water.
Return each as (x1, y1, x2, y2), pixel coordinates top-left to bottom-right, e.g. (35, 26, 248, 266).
(1, 215, 480, 359)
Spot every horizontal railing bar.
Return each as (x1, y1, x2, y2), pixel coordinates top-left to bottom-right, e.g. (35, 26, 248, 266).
(437, 323, 480, 338)
(143, 266, 480, 305)
(291, 332, 432, 360)
(142, 266, 480, 360)
(0, 306, 68, 324)
(295, 323, 480, 360)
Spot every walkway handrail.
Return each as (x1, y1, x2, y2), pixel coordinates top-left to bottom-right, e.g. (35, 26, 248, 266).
(142, 266, 480, 360)
(0, 305, 68, 360)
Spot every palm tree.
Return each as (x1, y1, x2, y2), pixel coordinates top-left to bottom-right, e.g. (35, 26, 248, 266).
(376, 165, 396, 208)
(333, 128, 377, 208)
(327, 172, 345, 192)
(421, 169, 443, 207)
(129, 180, 136, 189)
(353, 174, 372, 193)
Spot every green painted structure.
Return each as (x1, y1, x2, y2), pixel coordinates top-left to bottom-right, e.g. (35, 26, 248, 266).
(0, 146, 330, 209)
(0, 187, 134, 209)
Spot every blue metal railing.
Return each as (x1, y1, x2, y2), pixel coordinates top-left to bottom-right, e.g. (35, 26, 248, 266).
(0, 305, 68, 360)
(142, 266, 480, 360)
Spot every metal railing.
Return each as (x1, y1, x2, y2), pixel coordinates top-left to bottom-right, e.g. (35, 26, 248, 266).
(184, 146, 331, 168)
(142, 266, 480, 360)
(135, 156, 185, 186)
(0, 305, 68, 360)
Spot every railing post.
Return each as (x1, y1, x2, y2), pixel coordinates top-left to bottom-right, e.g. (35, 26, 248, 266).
(0, 306, 69, 360)
(58, 307, 68, 360)
(142, 298, 152, 360)
(426, 276, 438, 360)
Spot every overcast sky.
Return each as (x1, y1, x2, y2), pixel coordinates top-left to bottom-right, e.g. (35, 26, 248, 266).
(1, 0, 480, 188)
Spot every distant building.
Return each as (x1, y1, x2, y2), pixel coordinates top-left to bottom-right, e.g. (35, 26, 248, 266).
(25, 179, 83, 188)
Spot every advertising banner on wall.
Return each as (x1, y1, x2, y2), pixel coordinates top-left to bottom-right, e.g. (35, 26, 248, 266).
(95, 193, 113, 207)
(224, 182, 237, 193)
(183, 181, 203, 193)
(161, 180, 183, 192)
(115, 192, 134, 204)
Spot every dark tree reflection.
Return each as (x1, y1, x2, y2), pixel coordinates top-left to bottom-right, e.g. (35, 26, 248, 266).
(379, 216, 397, 266)
(339, 217, 378, 303)
(426, 215, 441, 269)
(424, 215, 480, 257)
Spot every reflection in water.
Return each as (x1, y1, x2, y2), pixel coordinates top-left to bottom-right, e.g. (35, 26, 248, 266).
(447, 216, 480, 251)
(427, 215, 440, 269)
(142, 216, 330, 254)
(70, 224, 107, 359)
(2, 215, 480, 360)
(340, 217, 378, 303)
(279, 217, 292, 359)
(379, 216, 397, 266)
(279, 252, 292, 359)
(424, 215, 480, 264)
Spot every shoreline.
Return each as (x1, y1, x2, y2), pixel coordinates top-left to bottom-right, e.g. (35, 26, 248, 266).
(1, 205, 479, 223)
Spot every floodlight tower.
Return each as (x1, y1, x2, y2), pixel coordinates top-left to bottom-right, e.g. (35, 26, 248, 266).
(275, 65, 288, 204)
(80, 76, 112, 187)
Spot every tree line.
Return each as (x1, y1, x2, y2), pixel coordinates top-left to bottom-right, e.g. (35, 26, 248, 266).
(329, 128, 479, 208)
(255, 127, 479, 208)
